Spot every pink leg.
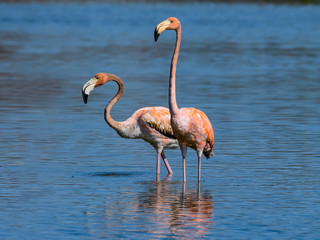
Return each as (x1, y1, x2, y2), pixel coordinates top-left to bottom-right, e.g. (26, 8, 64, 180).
(157, 152, 161, 181)
(180, 145, 187, 182)
(183, 157, 186, 182)
(156, 151, 161, 175)
(161, 151, 173, 175)
(197, 150, 203, 182)
(182, 181, 186, 197)
(197, 181, 201, 201)
(198, 154, 202, 182)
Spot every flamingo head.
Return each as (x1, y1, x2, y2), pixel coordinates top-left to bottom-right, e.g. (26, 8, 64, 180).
(154, 17, 181, 42)
(82, 73, 108, 104)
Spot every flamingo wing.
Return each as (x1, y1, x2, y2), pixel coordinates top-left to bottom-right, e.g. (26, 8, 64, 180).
(195, 110, 214, 157)
(140, 107, 176, 139)
(198, 111, 214, 148)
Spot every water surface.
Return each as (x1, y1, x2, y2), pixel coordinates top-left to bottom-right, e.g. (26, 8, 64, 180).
(0, 2, 320, 239)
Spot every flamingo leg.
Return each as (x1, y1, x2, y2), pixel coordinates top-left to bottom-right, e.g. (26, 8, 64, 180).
(182, 182, 186, 199)
(198, 154, 202, 182)
(161, 151, 173, 175)
(197, 150, 203, 182)
(183, 157, 186, 182)
(180, 145, 187, 182)
(197, 180, 201, 201)
(156, 151, 161, 176)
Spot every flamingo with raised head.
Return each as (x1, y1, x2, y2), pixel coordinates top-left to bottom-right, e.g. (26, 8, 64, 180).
(82, 73, 179, 178)
(154, 17, 214, 182)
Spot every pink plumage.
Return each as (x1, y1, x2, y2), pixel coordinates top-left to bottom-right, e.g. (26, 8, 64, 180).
(155, 17, 215, 182)
(82, 73, 179, 179)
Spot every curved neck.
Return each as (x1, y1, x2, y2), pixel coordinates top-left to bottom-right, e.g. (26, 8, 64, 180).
(169, 27, 181, 116)
(104, 74, 124, 131)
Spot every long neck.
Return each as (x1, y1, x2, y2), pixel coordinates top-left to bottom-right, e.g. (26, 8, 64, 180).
(169, 27, 181, 116)
(104, 74, 124, 131)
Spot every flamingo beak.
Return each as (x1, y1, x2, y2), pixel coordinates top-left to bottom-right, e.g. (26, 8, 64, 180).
(82, 78, 98, 104)
(154, 19, 171, 42)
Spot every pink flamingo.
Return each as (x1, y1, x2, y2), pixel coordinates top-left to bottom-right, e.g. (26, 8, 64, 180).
(82, 73, 179, 178)
(154, 17, 214, 182)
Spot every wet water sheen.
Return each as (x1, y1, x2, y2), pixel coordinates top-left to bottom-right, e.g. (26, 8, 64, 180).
(1, 2, 320, 239)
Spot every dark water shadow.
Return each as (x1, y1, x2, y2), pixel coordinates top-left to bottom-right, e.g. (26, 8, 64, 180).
(91, 171, 142, 177)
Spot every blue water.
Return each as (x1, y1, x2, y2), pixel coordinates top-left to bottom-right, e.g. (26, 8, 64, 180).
(1, 2, 320, 239)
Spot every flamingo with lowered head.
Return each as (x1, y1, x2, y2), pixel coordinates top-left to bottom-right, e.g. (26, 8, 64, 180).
(82, 73, 179, 178)
(154, 17, 214, 182)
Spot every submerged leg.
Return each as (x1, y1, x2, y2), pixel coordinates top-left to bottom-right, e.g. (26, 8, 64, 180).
(197, 180, 201, 201)
(161, 151, 173, 175)
(180, 145, 187, 182)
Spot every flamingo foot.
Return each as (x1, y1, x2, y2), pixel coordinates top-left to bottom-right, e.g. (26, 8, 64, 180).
(164, 173, 173, 181)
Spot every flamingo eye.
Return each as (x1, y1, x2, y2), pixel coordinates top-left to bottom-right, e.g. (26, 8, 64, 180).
(96, 76, 99, 80)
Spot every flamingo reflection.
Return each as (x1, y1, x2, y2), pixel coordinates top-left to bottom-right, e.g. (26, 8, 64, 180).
(137, 181, 214, 238)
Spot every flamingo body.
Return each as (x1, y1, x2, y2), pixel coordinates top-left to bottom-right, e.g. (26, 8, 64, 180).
(125, 106, 178, 150)
(82, 73, 178, 177)
(171, 108, 214, 158)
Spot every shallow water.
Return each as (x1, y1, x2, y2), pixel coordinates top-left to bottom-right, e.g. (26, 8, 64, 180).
(1, 2, 320, 239)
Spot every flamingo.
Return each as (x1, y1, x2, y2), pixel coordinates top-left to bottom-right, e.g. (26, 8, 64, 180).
(154, 17, 214, 182)
(82, 73, 179, 178)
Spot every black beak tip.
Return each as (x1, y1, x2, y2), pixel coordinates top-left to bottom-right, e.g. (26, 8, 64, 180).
(82, 91, 88, 104)
(154, 29, 159, 42)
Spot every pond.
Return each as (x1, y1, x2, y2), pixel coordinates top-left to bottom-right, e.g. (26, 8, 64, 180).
(0, 2, 319, 239)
